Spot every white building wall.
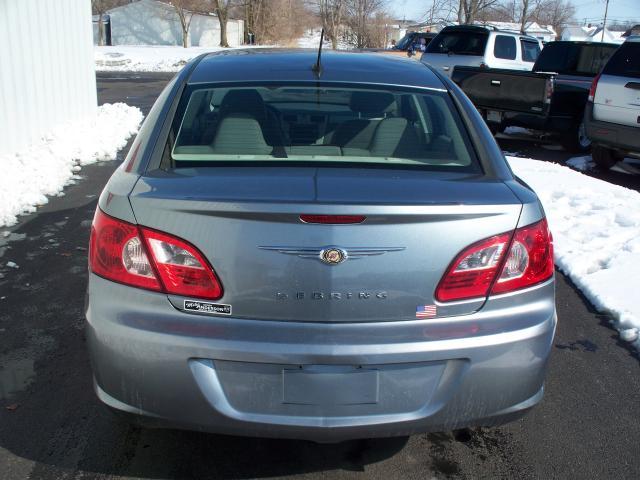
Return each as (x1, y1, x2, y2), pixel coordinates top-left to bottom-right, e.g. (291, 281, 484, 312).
(109, 0, 244, 47)
(0, 0, 97, 156)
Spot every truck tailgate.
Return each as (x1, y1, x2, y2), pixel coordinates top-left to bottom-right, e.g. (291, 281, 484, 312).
(452, 67, 550, 115)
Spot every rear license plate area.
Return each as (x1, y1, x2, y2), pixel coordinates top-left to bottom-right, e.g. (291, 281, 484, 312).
(487, 110, 502, 123)
(283, 366, 379, 406)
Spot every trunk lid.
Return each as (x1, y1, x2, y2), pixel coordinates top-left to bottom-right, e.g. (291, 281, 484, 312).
(129, 167, 523, 322)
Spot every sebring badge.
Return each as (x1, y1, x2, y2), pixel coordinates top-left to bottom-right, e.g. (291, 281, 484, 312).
(258, 245, 405, 265)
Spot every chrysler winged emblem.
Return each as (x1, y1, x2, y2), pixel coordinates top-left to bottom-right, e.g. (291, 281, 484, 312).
(258, 245, 405, 265)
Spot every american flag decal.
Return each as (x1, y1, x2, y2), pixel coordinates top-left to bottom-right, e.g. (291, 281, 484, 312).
(416, 305, 437, 318)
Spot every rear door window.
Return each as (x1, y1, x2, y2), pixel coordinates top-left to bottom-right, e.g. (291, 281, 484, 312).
(534, 42, 617, 75)
(166, 85, 479, 172)
(575, 45, 618, 75)
(426, 31, 488, 56)
(521, 40, 541, 62)
(603, 43, 640, 79)
(494, 35, 517, 60)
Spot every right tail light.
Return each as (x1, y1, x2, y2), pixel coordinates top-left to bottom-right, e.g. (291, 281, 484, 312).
(588, 73, 601, 102)
(435, 219, 553, 302)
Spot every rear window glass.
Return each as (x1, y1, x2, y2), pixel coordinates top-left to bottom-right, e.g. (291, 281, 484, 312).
(521, 40, 541, 62)
(426, 31, 488, 56)
(534, 43, 618, 75)
(603, 43, 640, 79)
(165, 85, 478, 171)
(494, 35, 517, 60)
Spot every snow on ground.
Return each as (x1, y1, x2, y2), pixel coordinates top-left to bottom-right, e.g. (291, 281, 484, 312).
(95, 45, 273, 72)
(0, 103, 143, 227)
(297, 29, 352, 50)
(95, 45, 225, 72)
(566, 154, 640, 175)
(566, 155, 594, 171)
(507, 156, 640, 349)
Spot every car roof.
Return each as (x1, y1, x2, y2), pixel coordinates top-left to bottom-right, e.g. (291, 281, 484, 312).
(548, 40, 619, 47)
(439, 24, 535, 39)
(187, 49, 447, 90)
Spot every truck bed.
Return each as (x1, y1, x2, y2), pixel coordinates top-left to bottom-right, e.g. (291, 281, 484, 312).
(452, 66, 552, 116)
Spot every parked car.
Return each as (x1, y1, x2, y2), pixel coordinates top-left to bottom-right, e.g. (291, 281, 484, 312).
(396, 31, 438, 56)
(585, 36, 640, 168)
(86, 50, 556, 442)
(420, 25, 542, 75)
(452, 41, 619, 152)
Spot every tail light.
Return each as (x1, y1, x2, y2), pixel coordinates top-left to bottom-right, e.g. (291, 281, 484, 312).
(89, 208, 223, 299)
(435, 219, 553, 302)
(588, 73, 601, 102)
(544, 78, 555, 104)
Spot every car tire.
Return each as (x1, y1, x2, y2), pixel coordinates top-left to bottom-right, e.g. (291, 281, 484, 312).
(561, 121, 591, 153)
(592, 145, 618, 169)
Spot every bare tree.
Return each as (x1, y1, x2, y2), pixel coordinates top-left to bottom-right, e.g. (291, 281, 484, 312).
(211, 0, 232, 47)
(91, 0, 129, 46)
(169, 0, 206, 47)
(317, 0, 344, 49)
(344, 0, 387, 48)
(239, 0, 312, 45)
(535, 0, 575, 35)
(457, 0, 502, 24)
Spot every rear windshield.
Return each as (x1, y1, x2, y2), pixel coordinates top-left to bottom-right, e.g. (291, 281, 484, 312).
(166, 84, 478, 171)
(426, 31, 488, 56)
(534, 42, 618, 76)
(603, 42, 640, 79)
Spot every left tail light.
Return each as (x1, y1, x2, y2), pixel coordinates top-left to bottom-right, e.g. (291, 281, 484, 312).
(89, 208, 223, 299)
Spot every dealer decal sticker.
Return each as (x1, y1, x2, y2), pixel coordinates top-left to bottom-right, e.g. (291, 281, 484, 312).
(184, 300, 232, 315)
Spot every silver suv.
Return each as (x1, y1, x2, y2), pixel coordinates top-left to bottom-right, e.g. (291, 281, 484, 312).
(421, 25, 542, 77)
(585, 36, 640, 168)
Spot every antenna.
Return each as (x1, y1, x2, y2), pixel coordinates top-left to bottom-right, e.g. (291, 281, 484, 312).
(312, 28, 325, 77)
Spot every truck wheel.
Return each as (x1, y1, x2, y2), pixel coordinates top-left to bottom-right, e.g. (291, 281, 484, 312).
(488, 123, 505, 135)
(592, 145, 618, 169)
(561, 121, 591, 153)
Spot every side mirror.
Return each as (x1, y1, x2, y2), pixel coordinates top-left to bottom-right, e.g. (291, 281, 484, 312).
(407, 49, 414, 57)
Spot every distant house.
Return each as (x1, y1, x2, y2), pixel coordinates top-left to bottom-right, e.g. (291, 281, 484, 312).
(561, 25, 625, 44)
(93, 0, 244, 47)
(479, 21, 557, 43)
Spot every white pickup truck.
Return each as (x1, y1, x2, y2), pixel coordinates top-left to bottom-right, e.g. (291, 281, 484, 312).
(421, 25, 542, 76)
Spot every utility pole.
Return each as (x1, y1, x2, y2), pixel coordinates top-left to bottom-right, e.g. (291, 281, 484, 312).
(601, 0, 609, 42)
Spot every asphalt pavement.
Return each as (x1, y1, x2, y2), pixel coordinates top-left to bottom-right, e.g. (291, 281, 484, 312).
(0, 72, 638, 480)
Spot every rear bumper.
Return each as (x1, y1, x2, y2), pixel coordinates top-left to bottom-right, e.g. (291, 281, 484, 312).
(584, 102, 640, 154)
(86, 274, 556, 442)
(500, 111, 574, 134)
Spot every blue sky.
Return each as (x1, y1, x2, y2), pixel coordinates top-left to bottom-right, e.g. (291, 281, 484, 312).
(391, 0, 638, 25)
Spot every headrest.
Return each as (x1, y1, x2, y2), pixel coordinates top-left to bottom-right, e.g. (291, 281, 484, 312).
(211, 115, 272, 155)
(219, 89, 266, 121)
(349, 91, 396, 115)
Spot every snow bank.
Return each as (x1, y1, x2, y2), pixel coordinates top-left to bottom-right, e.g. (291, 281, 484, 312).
(0, 103, 143, 227)
(95, 45, 271, 72)
(507, 156, 640, 349)
(95, 45, 222, 72)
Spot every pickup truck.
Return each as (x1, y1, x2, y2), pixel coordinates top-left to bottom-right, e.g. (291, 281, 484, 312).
(451, 41, 619, 152)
